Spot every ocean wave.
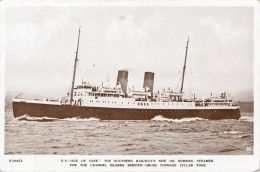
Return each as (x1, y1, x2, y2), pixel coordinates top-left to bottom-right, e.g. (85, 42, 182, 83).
(15, 114, 58, 122)
(240, 135, 252, 139)
(60, 117, 100, 122)
(223, 131, 239, 134)
(239, 116, 253, 122)
(219, 148, 238, 152)
(15, 115, 100, 122)
(151, 115, 206, 122)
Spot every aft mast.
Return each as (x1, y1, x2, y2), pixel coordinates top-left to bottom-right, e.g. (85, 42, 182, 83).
(180, 37, 189, 93)
(70, 27, 81, 105)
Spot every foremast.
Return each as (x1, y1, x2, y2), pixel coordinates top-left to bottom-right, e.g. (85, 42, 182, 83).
(180, 37, 189, 93)
(70, 27, 81, 105)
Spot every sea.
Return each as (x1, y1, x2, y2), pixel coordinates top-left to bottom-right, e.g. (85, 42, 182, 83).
(4, 111, 253, 155)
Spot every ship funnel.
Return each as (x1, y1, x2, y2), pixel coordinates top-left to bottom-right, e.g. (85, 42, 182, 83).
(143, 72, 154, 95)
(116, 70, 128, 93)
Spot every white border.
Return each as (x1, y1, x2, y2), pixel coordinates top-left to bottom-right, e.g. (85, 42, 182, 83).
(0, 0, 259, 171)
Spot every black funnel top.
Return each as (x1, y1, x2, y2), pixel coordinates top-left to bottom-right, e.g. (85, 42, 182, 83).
(143, 72, 154, 94)
(116, 70, 128, 93)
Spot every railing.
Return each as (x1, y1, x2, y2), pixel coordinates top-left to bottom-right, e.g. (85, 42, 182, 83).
(196, 102, 234, 107)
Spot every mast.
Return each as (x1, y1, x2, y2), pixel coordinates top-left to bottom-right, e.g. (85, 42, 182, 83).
(70, 27, 81, 105)
(180, 37, 189, 93)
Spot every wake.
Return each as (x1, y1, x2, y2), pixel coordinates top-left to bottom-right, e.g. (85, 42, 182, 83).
(15, 115, 100, 122)
(151, 115, 207, 122)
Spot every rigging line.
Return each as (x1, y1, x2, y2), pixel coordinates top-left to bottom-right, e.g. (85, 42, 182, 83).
(189, 55, 193, 92)
(185, 70, 191, 97)
(16, 44, 78, 97)
(84, 64, 100, 84)
(163, 72, 174, 89)
(15, 55, 54, 87)
(187, 60, 193, 95)
(15, 56, 73, 96)
(77, 61, 82, 80)
(15, 56, 58, 98)
(77, 60, 86, 82)
(78, 62, 86, 77)
(16, 60, 73, 98)
(44, 60, 73, 82)
(163, 70, 181, 92)
(167, 70, 181, 89)
(81, 66, 91, 83)
(175, 72, 182, 92)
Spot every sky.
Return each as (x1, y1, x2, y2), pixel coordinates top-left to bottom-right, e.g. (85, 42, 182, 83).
(5, 6, 254, 100)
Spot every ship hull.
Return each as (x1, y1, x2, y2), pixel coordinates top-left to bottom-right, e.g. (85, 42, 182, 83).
(13, 101, 241, 120)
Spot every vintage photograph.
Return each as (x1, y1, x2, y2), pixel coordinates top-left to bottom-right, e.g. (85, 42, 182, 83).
(4, 5, 254, 156)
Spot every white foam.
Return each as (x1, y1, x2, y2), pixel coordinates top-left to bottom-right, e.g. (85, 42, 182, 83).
(239, 116, 253, 122)
(151, 115, 206, 122)
(14, 114, 58, 121)
(223, 131, 239, 134)
(61, 117, 100, 122)
(14, 115, 100, 122)
(14, 114, 29, 120)
(30, 116, 57, 120)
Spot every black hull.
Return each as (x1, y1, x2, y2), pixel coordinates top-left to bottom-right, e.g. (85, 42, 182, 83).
(12, 102, 241, 120)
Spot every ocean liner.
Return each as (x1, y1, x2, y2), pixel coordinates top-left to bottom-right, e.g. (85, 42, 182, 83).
(12, 28, 241, 120)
